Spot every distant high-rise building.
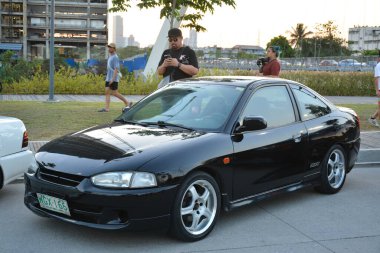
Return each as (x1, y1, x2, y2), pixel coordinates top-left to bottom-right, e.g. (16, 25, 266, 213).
(128, 34, 135, 47)
(113, 15, 126, 48)
(348, 26, 380, 51)
(127, 34, 140, 47)
(188, 29, 197, 49)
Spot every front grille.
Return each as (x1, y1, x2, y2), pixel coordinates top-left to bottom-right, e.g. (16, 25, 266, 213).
(38, 167, 85, 187)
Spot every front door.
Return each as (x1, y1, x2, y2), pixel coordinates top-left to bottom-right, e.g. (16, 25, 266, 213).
(232, 84, 308, 200)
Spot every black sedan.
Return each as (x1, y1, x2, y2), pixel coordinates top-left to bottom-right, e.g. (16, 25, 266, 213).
(25, 76, 360, 241)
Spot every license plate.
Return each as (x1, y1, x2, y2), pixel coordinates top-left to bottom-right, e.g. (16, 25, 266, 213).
(37, 193, 71, 216)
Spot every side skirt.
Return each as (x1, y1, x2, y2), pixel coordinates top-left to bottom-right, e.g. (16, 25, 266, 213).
(223, 179, 317, 211)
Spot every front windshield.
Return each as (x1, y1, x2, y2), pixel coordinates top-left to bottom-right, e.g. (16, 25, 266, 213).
(117, 83, 245, 131)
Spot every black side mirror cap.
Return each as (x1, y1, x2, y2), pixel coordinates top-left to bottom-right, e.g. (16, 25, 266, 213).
(236, 116, 267, 133)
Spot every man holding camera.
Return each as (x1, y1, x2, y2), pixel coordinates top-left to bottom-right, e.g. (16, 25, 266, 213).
(257, 46, 281, 77)
(157, 28, 199, 84)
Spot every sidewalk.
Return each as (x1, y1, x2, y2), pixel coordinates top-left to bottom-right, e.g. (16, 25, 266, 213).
(356, 131, 380, 166)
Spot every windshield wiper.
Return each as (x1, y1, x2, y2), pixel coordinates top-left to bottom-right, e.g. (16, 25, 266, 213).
(157, 121, 195, 131)
(142, 121, 195, 131)
(114, 119, 148, 127)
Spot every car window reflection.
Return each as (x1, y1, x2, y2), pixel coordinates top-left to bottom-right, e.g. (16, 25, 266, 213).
(241, 86, 296, 128)
(119, 84, 244, 132)
(292, 88, 331, 121)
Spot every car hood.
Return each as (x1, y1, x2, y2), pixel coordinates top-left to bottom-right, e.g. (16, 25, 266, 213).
(36, 123, 207, 177)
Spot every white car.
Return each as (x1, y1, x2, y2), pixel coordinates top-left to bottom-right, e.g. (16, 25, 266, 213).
(0, 116, 36, 190)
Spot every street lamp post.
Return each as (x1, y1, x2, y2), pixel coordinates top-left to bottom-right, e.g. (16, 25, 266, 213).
(47, 0, 56, 102)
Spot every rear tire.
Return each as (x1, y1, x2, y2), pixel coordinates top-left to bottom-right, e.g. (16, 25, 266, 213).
(315, 145, 346, 194)
(170, 171, 220, 241)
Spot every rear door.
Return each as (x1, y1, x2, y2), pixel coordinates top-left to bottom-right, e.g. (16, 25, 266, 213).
(231, 84, 308, 200)
(290, 84, 338, 175)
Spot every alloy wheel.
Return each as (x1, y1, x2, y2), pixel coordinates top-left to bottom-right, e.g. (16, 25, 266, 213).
(326, 149, 346, 189)
(180, 179, 217, 236)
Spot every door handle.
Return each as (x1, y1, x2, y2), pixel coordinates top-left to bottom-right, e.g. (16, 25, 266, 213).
(293, 133, 302, 143)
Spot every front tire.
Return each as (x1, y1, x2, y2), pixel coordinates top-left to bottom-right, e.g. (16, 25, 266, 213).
(315, 145, 347, 194)
(170, 171, 221, 241)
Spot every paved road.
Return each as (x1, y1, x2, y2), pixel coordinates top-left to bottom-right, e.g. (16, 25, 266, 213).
(1, 166, 379, 253)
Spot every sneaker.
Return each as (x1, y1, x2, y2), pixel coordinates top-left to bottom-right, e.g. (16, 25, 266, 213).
(122, 106, 130, 113)
(368, 117, 380, 127)
(98, 108, 109, 112)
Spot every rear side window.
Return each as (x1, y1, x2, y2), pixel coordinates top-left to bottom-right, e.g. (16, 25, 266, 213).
(241, 86, 295, 128)
(292, 88, 331, 121)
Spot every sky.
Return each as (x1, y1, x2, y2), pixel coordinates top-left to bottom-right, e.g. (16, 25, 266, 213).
(108, 0, 380, 48)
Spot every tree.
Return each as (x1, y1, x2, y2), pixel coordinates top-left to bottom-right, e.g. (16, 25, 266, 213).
(315, 20, 340, 39)
(288, 23, 313, 48)
(363, 50, 380, 56)
(0, 51, 38, 84)
(109, 0, 236, 32)
(294, 36, 350, 57)
(288, 23, 313, 57)
(314, 21, 350, 56)
(266, 36, 295, 58)
(195, 49, 204, 58)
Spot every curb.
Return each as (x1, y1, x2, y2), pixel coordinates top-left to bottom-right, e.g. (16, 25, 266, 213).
(353, 162, 380, 168)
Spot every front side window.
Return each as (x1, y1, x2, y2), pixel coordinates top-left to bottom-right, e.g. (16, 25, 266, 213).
(240, 86, 296, 128)
(117, 83, 245, 131)
(292, 88, 331, 121)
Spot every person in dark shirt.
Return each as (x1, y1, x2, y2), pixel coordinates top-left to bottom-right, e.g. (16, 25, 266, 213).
(260, 46, 281, 77)
(157, 28, 199, 83)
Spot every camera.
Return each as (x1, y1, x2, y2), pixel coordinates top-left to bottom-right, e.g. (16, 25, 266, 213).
(256, 57, 269, 67)
(164, 54, 172, 59)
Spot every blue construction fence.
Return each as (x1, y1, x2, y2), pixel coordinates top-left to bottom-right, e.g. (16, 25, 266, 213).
(84, 53, 148, 72)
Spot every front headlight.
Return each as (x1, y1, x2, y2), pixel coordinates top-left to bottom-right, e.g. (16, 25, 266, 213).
(130, 172, 157, 188)
(91, 172, 157, 189)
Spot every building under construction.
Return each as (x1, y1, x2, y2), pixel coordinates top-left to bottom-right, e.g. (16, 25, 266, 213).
(0, 0, 108, 60)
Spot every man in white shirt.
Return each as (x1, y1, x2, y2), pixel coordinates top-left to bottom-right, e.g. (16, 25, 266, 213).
(368, 51, 380, 127)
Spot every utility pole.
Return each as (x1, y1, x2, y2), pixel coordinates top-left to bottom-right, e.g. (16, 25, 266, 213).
(47, 0, 56, 102)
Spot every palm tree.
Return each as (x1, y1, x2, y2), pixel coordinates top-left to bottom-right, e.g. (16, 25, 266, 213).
(288, 23, 313, 56)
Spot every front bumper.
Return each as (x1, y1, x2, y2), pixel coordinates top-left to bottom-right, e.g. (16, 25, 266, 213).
(24, 172, 178, 230)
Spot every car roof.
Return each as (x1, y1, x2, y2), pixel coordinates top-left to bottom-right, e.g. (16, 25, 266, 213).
(178, 76, 284, 87)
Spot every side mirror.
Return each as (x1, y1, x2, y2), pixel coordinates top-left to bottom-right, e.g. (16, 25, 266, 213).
(236, 116, 267, 133)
